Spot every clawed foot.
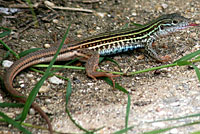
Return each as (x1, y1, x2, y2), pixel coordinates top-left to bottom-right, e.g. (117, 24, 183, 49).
(159, 55, 172, 63)
(155, 55, 172, 63)
(87, 71, 120, 88)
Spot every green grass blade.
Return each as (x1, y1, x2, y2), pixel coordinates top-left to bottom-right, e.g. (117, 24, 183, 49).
(25, 0, 38, 27)
(113, 126, 134, 134)
(0, 102, 24, 108)
(65, 108, 92, 133)
(101, 77, 129, 94)
(33, 64, 85, 70)
(148, 113, 200, 123)
(176, 61, 191, 66)
(125, 94, 131, 129)
(65, 79, 99, 133)
(0, 40, 19, 59)
(144, 121, 200, 134)
(191, 64, 200, 82)
(19, 48, 42, 58)
(174, 50, 200, 63)
(65, 79, 72, 106)
(19, 24, 71, 122)
(195, 56, 200, 60)
(0, 27, 11, 38)
(99, 57, 105, 63)
(143, 127, 172, 134)
(0, 111, 31, 134)
(130, 22, 143, 27)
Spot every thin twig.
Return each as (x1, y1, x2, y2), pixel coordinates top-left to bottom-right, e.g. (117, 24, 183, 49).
(44, 1, 94, 13)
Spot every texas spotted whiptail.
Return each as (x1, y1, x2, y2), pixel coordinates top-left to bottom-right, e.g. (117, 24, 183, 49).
(3, 13, 198, 133)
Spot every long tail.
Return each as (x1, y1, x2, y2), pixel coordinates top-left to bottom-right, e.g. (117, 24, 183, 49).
(3, 48, 57, 133)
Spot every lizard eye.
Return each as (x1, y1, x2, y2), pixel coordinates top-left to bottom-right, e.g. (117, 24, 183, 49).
(160, 25, 164, 30)
(172, 20, 178, 24)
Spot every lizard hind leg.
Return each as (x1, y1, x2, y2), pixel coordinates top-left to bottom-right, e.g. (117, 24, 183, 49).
(83, 50, 120, 87)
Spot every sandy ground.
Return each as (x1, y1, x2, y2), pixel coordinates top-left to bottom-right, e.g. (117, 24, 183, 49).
(0, 0, 200, 133)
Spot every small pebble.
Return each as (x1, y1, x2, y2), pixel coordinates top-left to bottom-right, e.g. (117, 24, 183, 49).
(132, 12, 137, 16)
(52, 19, 59, 24)
(195, 20, 200, 24)
(45, 99, 52, 104)
(20, 84, 25, 88)
(49, 76, 64, 85)
(0, 95, 3, 103)
(2, 60, 13, 68)
(44, 1, 55, 7)
(39, 85, 50, 93)
(6, 113, 15, 118)
(87, 83, 94, 86)
(190, 7, 194, 12)
(96, 12, 107, 18)
(96, 26, 101, 30)
(44, 43, 51, 48)
(161, 3, 168, 9)
(29, 108, 36, 115)
(170, 101, 180, 107)
(190, 32, 196, 38)
(26, 73, 34, 78)
(18, 80, 24, 84)
(155, 4, 162, 12)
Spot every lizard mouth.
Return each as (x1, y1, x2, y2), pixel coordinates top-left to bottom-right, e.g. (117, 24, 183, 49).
(176, 23, 199, 30)
(188, 23, 199, 27)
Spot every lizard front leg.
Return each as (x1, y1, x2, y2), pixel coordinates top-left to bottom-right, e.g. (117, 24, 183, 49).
(145, 40, 171, 62)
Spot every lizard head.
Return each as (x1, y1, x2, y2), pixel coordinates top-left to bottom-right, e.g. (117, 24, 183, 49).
(156, 13, 198, 36)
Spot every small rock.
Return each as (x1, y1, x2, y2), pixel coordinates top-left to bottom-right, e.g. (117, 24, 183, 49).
(107, 14, 111, 17)
(52, 19, 59, 24)
(18, 80, 24, 84)
(39, 85, 50, 93)
(2, 60, 13, 67)
(20, 84, 25, 88)
(190, 32, 197, 38)
(195, 20, 200, 24)
(44, 43, 51, 48)
(132, 12, 137, 16)
(161, 3, 168, 9)
(190, 7, 194, 12)
(87, 83, 94, 86)
(96, 26, 101, 30)
(170, 101, 180, 107)
(95, 12, 107, 18)
(49, 76, 64, 85)
(155, 4, 163, 12)
(6, 113, 15, 118)
(45, 98, 52, 104)
(26, 73, 34, 78)
(0, 95, 3, 103)
(135, 77, 140, 80)
(29, 108, 36, 115)
(44, 1, 55, 7)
